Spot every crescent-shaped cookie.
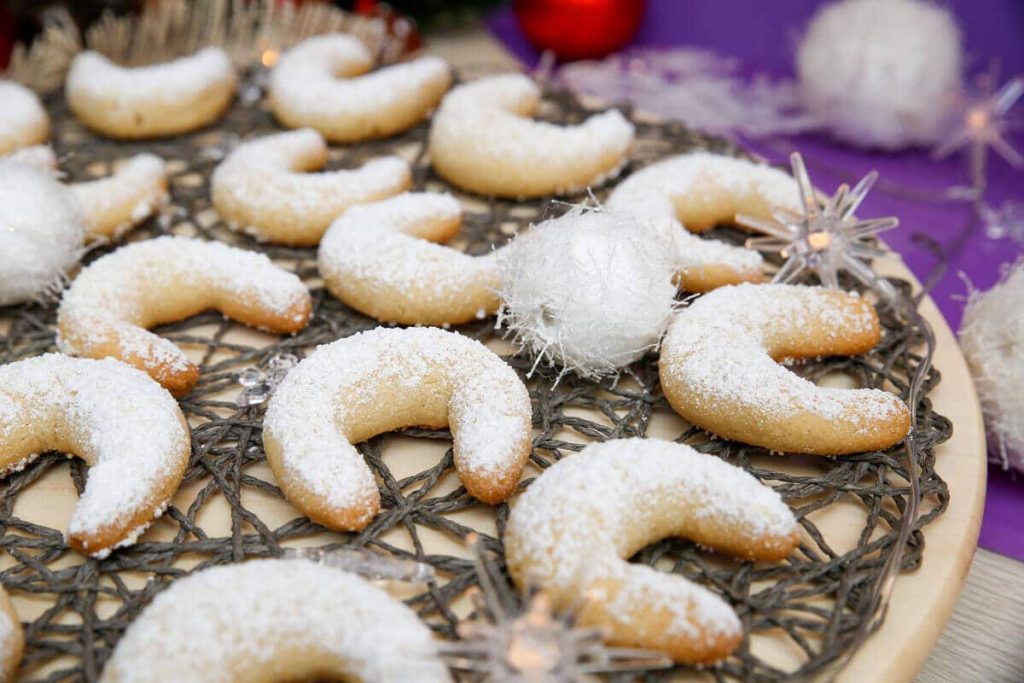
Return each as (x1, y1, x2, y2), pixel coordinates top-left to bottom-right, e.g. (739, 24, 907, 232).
(65, 47, 237, 139)
(606, 153, 802, 291)
(504, 437, 799, 664)
(0, 80, 49, 156)
(659, 283, 911, 454)
(269, 34, 451, 142)
(318, 192, 500, 325)
(428, 73, 634, 198)
(57, 236, 312, 397)
(264, 327, 532, 531)
(0, 586, 23, 682)
(211, 128, 411, 245)
(99, 559, 452, 683)
(0, 354, 190, 557)
(70, 153, 168, 242)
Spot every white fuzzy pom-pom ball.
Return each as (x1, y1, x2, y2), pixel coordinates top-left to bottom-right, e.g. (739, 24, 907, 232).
(0, 161, 85, 306)
(497, 206, 677, 379)
(797, 0, 962, 149)
(959, 261, 1024, 471)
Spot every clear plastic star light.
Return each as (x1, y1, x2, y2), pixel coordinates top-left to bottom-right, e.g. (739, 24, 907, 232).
(438, 534, 673, 682)
(933, 70, 1024, 181)
(739, 152, 899, 299)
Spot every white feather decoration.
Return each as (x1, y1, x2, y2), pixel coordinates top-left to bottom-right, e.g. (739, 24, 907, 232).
(959, 260, 1024, 471)
(497, 205, 677, 380)
(0, 161, 85, 306)
(797, 0, 963, 149)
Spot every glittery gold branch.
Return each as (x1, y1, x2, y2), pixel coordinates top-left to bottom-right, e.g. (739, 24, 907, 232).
(4, 0, 399, 94)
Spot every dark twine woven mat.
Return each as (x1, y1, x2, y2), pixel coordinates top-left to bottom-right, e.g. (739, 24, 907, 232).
(0, 80, 951, 682)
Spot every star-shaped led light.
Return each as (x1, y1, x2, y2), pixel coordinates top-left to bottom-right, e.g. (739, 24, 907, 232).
(739, 152, 899, 299)
(438, 534, 673, 682)
(933, 70, 1024, 173)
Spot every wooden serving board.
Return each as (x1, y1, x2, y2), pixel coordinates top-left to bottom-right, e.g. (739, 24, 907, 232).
(0, 28, 986, 683)
(420, 29, 989, 681)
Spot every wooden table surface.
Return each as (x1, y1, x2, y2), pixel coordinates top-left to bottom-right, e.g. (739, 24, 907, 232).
(424, 23, 1024, 683)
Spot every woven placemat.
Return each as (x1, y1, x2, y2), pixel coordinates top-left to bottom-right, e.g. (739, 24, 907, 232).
(0, 78, 950, 682)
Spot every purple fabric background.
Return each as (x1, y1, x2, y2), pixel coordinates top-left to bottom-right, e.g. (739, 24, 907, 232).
(487, 1, 1024, 559)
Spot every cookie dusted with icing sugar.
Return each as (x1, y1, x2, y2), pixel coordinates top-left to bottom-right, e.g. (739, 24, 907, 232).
(318, 192, 501, 325)
(66, 47, 237, 139)
(57, 237, 312, 397)
(659, 283, 911, 454)
(264, 326, 532, 531)
(99, 559, 453, 683)
(0, 354, 190, 558)
(504, 438, 799, 664)
(0, 586, 23, 682)
(0, 81, 49, 157)
(211, 128, 411, 245)
(269, 34, 451, 143)
(428, 73, 634, 198)
(71, 153, 168, 242)
(606, 152, 802, 291)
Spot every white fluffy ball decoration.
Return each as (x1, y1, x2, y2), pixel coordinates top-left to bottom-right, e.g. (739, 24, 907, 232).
(0, 161, 85, 306)
(497, 206, 677, 379)
(797, 0, 962, 149)
(959, 261, 1024, 471)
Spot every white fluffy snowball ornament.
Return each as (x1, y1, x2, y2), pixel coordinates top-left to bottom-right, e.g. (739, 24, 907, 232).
(0, 161, 85, 306)
(497, 206, 677, 379)
(959, 261, 1024, 472)
(797, 0, 962, 149)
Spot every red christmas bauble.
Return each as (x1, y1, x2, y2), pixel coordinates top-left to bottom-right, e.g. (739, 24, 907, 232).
(513, 0, 646, 61)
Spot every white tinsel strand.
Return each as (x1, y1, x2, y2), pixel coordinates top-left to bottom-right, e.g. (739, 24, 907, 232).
(496, 205, 677, 381)
(797, 0, 963, 150)
(958, 260, 1024, 471)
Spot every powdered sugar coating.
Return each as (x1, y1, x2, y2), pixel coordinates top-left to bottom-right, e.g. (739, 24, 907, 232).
(264, 326, 531, 527)
(66, 48, 237, 138)
(606, 152, 800, 284)
(99, 559, 452, 683)
(428, 74, 634, 198)
(57, 236, 310, 393)
(211, 128, 411, 245)
(4, 144, 57, 170)
(71, 153, 168, 241)
(0, 160, 85, 306)
(0, 354, 189, 557)
(269, 34, 451, 142)
(505, 438, 798, 660)
(318, 192, 501, 324)
(0, 80, 49, 156)
(660, 283, 910, 451)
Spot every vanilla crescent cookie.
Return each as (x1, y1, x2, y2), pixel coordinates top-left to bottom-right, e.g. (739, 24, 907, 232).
(71, 154, 168, 242)
(99, 559, 452, 683)
(606, 153, 801, 291)
(0, 81, 49, 157)
(318, 192, 501, 325)
(57, 236, 312, 397)
(659, 283, 911, 454)
(505, 438, 799, 664)
(0, 586, 23, 682)
(264, 327, 532, 531)
(0, 354, 190, 558)
(269, 35, 451, 143)
(65, 47, 237, 139)
(428, 74, 634, 198)
(211, 128, 411, 245)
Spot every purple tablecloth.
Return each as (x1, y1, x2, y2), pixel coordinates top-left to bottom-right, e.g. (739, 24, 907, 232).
(487, 0, 1024, 560)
